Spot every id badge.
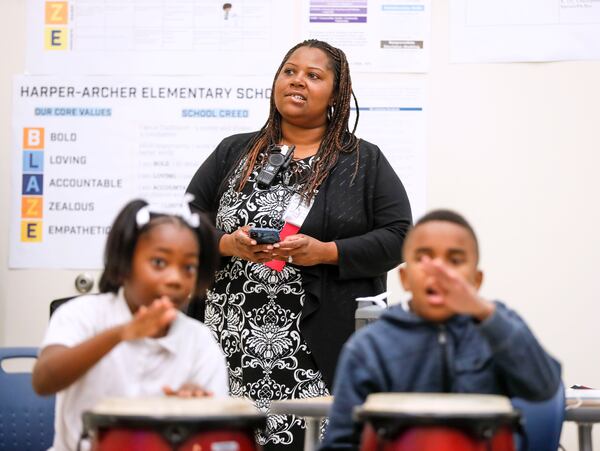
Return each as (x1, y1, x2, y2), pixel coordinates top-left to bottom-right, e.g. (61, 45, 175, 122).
(283, 194, 313, 227)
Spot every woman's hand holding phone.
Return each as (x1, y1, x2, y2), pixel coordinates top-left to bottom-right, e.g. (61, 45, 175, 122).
(272, 234, 339, 266)
(219, 226, 275, 263)
(249, 227, 281, 244)
(220, 227, 339, 266)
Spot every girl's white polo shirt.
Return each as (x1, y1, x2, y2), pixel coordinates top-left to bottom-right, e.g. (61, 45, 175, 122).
(41, 290, 228, 451)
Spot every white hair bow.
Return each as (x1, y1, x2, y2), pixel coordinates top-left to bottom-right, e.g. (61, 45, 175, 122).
(135, 193, 200, 228)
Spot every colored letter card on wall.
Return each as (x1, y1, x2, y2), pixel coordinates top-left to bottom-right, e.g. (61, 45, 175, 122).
(26, 0, 297, 75)
(10, 75, 273, 268)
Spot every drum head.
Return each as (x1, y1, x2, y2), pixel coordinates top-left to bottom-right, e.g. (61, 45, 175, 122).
(360, 393, 514, 416)
(83, 397, 266, 446)
(356, 393, 520, 441)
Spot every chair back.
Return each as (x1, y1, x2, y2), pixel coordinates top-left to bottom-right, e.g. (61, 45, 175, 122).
(512, 382, 565, 451)
(49, 296, 77, 318)
(0, 347, 55, 450)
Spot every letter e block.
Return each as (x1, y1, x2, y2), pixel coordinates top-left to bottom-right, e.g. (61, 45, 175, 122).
(45, 27, 68, 50)
(21, 221, 43, 242)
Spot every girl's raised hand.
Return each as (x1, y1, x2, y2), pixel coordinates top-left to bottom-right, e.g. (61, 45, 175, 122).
(121, 296, 177, 341)
(163, 383, 213, 398)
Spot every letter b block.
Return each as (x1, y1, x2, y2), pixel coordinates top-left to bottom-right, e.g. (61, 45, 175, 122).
(23, 128, 45, 149)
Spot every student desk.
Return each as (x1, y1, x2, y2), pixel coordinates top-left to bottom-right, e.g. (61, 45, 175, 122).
(565, 398, 600, 451)
(270, 396, 332, 451)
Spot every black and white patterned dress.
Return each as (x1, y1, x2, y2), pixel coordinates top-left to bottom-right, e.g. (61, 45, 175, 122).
(205, 154, 329, 451)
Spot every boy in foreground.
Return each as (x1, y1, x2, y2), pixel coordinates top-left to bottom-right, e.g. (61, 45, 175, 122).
(321, 209, 561, 451)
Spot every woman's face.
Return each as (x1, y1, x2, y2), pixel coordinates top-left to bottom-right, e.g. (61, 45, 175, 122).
(274, 46, 336, 129)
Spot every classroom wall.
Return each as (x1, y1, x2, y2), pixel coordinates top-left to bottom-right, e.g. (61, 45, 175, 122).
(2, 1, 599, 448)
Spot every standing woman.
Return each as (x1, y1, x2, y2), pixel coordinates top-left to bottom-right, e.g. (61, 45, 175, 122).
(187, 39, 412, 450)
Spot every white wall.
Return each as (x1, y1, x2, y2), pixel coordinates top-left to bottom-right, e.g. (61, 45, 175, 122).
(423, 2, 600, 447)
(2, 1, 599, 448)
(0, 1, 103, 346)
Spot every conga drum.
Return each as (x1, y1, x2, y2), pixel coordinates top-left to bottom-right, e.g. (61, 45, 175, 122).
(356, 393, 521, 451)
(82, 397, 266, 451)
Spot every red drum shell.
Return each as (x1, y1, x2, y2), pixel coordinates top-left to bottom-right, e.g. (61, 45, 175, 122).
(83, 398, 265, 451)
(360, 422, 516, 451)
(357, 393, 520, 451)
(91, 427, 258, 451)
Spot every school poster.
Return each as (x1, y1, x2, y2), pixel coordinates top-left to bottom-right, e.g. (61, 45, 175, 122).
(11, 76, 272, 268)
(11, 74, 426, 269)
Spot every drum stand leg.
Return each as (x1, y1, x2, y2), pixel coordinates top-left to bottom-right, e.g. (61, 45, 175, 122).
(304, 417, 323, 451)
(578, 423, 594, 451)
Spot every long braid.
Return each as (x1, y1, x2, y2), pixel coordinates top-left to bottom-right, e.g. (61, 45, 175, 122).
(235, 40, 360, 202)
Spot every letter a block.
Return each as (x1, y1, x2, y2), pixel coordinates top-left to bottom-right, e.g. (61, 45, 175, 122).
(23, 174, 44, 195)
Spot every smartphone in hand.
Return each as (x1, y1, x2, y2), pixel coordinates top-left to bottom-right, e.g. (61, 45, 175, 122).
(249, 227, 280, 244)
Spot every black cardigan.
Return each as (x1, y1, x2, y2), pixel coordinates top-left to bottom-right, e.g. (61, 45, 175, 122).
(186, 132, 412, 388)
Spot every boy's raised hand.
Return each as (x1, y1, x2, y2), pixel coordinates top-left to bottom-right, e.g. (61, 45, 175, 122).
(422, 257, 494, 321)
(121, 296, 177, 340)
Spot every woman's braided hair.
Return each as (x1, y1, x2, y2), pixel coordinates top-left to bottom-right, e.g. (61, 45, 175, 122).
(235, 39, 360, 202)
